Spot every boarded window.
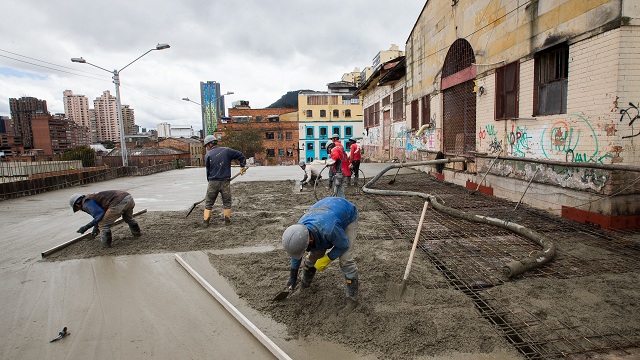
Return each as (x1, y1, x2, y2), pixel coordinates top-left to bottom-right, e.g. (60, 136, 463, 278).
(374, 102, 380, 126)
(382, 95, 391, 107)
(333, 109, 339, 118)
(535, 44, 568, 116)
(392, 88, 403, 121)
(421, 95, 431, 126)
(306, 110, 312, 117)
(285, 131, 292, 140)
(344, 109, 351, 118)
(411, 99, 419, 130)
(320, 110, 326, 118)
(495, 61, 519, 119)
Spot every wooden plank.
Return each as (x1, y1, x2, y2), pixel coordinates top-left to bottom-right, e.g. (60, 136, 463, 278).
(174, 254, 292, 360)
(41, 209, 147, 258)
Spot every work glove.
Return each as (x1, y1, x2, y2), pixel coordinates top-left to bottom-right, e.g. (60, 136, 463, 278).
(239, 167, 247, 175)
(77, 224, 91, 234)
(314, 255, 332, 272)
(90, 226, 100, 238)
(287, 268, 299, 290)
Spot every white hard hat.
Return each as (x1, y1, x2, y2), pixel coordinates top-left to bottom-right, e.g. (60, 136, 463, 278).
(70, 193, 84, 212)
(282, 224, 309, 259)
(204, 135, 217, 146)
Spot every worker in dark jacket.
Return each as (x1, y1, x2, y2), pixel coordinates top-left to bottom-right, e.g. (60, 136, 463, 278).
(70, 190, 140, 248)
(282, 197, 359, 306)
(203, 135, 247, 227)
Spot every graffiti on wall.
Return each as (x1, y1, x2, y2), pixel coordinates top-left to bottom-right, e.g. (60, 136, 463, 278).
(541, 114, 612, 164)
(619, 102, 640, 138)
(508, 124, 532, 157)
(478, 124, 502, 154)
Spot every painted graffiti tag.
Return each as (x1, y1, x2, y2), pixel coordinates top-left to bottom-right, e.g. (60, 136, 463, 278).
(508, 124, 531, 157)
(541, 114, 609, 164)
(619, 102, 640, 138)
(489, 138, 503, 153)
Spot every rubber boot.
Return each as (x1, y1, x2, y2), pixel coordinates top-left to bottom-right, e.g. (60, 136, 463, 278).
(300, 264, 316, 289)
(327, 180, 333, 190)
(287, 268, 299, 290)
(203, 209, 211, 228)
(101, 229, 112, 248)
(223, 208, 231, 226)
(129, 222, 141, 237)
(344, 277, 359, 312)
(346, 277, 359, 301)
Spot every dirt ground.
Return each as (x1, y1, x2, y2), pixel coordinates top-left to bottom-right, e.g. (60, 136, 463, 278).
(44, 172, 640, 360)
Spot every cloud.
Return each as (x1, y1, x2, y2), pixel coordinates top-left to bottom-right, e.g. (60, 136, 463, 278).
(0, 0, 423, 132)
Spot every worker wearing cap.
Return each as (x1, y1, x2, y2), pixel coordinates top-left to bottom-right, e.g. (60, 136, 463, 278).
(282, 197, 359, 305)
(203, 135, 247, 227)
(299, 160, 321, 188)
(326, 133, 351, 197)
(347, 138, 361, 185)
(69, 190, 140, 248)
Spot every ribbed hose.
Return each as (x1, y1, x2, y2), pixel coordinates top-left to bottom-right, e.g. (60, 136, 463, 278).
(361, 159, 556, 278)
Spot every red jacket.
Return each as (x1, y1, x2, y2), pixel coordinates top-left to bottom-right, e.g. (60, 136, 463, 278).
(349, 142, 361, 161)
(330, 146, 352, 177)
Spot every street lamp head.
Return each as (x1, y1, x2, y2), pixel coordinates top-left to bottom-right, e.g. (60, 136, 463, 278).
(225, 91, 234, 95)
(71, 57, 86, 63)
(156, 43, 170, 50)
(182, 97, 190, 101)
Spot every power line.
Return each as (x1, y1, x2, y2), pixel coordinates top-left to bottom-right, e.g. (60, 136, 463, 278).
(0, 52, 109, 81)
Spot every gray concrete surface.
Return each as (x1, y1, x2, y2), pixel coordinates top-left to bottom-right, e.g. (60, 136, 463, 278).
(0, 163, 405, 360)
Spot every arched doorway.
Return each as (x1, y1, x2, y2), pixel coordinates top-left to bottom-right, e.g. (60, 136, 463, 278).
(441, 39, 476, 155)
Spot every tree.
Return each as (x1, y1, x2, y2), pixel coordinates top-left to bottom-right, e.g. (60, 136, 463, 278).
(220, 128, 265, 158)
(61, 145, 97, 167)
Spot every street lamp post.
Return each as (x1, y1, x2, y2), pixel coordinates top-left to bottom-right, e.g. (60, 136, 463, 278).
(72, 43, 170, 167)
(182, 91, 233, 138)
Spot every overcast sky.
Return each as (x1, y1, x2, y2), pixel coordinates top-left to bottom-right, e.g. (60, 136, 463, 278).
(0, 0, 424, 133)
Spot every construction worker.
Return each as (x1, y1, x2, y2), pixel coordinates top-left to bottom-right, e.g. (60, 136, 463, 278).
(203, 135, 247, 227)
(70, 190, 140, 248)
(282, 196, 359, 306)
(347, 138, 361, 185)
(299, 160, 321, 188)
(327, 138, 351, 198)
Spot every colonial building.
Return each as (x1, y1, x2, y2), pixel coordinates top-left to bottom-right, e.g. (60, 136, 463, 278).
(158, 137, 203, 166)
(377, 0, 640, 228)
(298, 82, 364, 163)
(356, 55, 407, 162)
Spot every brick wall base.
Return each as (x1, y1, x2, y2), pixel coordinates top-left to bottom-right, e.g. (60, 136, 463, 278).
(561, 206, 640, 229)
(465, 181, 494, 195)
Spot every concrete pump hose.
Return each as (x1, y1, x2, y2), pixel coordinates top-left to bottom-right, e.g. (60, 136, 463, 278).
(362, 158, 556, 278)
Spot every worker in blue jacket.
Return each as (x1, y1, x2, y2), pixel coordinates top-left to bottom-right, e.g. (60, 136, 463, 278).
(282, 197, 359, 304)
(70, 190, 140, 248)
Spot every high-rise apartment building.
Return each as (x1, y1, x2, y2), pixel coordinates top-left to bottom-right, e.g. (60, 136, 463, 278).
(63, 90, 91, 129)
(9, 96, 49, 152)
(200, 81, 226, 136)
(93, 91, 120, 143)
(122, 105, 136, 135)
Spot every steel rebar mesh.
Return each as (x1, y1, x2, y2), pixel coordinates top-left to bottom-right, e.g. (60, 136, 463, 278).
(366, 172, 640, 359)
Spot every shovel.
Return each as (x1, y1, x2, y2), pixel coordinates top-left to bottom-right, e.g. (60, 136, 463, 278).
(272, 285, 293, 301)
(186, 168, 247, 217)
(386, 200, 429, 301)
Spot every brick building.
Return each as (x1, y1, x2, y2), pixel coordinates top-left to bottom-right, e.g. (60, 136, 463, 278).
(219, 108, 298, 166)
(158, 137, 204, 166)
(31, 114, 91, 154)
